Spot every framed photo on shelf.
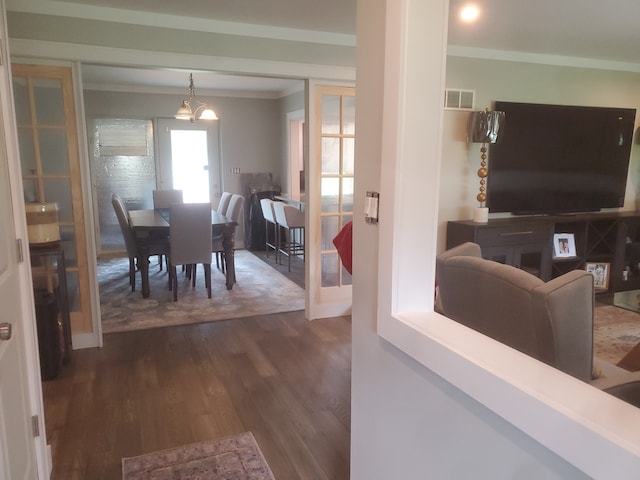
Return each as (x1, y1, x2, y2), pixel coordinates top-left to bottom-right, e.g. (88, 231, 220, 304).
(585, 262, 610, 291)
(553, 233, 576, 258)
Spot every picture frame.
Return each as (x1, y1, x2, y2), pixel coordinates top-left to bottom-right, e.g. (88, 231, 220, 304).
(585, 262, 610, 291)
(553, 233, 576, 258)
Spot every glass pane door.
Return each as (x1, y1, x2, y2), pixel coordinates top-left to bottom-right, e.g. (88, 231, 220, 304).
(306, 83, 355, 320)
(13, 64, 92, 335)
(320, 93, 354, 287)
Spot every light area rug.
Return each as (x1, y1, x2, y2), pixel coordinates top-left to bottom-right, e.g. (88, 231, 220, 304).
(122, 432, 275, 480)
(594, 304, 640, 365)
(100, 250, 304, 334)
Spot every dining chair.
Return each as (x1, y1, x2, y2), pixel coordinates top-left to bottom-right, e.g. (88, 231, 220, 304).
(111, 193, 169, 291)
(272, 201, 305, 272)
(260, 198, 278, 262)
(152, 189, 184, 270)
(168, 202, 213, 301)
(152, 189, 184, 209)
(216, 191, 233, 216)
(213, 194, 244, 280)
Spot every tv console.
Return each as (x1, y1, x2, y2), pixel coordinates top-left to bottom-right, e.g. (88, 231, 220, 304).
(446, 211, 640, 295)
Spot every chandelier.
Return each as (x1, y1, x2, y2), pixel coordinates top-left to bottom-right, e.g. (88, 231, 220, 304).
(175, 73, 218, 122)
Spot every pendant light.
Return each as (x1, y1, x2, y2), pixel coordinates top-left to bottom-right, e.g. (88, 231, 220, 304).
(175, 73, 218, 122)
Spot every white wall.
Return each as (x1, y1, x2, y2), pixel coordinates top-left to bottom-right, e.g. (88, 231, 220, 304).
(84, 90, 285, 190)
(351, 1, 591, 478)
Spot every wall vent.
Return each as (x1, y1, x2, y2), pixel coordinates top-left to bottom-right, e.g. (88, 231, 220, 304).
(444, 89, 475, 110)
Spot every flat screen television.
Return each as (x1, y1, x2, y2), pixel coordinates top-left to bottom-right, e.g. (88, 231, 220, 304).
(487, 101, 636, 215)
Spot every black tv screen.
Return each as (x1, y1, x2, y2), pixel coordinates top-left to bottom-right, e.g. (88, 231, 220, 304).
(487, 101, 636, 215)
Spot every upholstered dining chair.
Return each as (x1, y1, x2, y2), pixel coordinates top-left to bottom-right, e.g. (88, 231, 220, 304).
(216, 191, 233, 216)
(111, 193, 168, 292)
(152, 189, 183, 209)
(213, 194, 244, 281)
(272, 201, 305, 272)
(167, 202, 213, 301)
(260, 198, 278, 262)
(152, 189, 184, 270)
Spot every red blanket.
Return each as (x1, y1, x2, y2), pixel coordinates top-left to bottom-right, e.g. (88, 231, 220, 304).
(332, 221, 353, 274)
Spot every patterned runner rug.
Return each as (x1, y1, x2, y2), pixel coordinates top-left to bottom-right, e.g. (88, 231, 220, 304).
(122, 432, 275, 480)
(99, 250, 304, 334)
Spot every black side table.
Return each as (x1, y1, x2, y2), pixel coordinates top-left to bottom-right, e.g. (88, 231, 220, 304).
(29, 242, 72, 364)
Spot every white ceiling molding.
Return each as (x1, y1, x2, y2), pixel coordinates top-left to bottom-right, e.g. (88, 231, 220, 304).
(9, 38, 357, 83)
(447, 45, 640, 74)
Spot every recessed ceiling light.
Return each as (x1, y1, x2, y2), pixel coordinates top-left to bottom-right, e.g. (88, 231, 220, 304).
(460, 4, 480, 22)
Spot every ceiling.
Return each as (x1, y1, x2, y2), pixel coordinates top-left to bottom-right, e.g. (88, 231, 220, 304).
(60, 0, 356, 35)
(19, 0, 640, 94)
(80, 66, 305, 99)
(447, 0, 640, 66)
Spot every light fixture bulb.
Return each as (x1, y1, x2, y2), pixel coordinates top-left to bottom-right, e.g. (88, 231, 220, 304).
(175, 101, 193, 120)
(198, 108, 218, 120)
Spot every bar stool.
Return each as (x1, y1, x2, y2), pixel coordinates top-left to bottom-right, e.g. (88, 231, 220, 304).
(273, 201, 305, 272)
(260, 198, 278, 262)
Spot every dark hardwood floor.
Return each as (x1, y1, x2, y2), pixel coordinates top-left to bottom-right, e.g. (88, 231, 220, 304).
(250, 247, 305, 289)
(42, 310, 351, 479)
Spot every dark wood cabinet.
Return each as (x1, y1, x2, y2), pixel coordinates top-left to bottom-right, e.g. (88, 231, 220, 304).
(447, 218, 553, 280)
(446, 211, 640, 294)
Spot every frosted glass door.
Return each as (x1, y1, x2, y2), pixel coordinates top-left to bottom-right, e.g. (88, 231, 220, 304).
(306, 83, 355, 320)
(13, 64, 92, 335)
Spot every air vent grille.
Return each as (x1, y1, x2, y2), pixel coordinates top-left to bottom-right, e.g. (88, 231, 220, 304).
(444, 89, 475, 110)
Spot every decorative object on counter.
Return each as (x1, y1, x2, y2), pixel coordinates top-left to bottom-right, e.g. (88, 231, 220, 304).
(467, 107, 505, 223)
(553, 233, 576, 258)
(25, 202, 60, 245)
(586, 262, 610, 291)
(175, 73, 218, 123)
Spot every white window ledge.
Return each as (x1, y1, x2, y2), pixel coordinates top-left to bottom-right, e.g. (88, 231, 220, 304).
(378, 310, 640, 479)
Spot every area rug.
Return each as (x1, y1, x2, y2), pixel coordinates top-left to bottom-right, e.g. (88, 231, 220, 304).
(99, 250, 304, 334)
(593, 304, 640, 366)
(122, 432, 275, 480)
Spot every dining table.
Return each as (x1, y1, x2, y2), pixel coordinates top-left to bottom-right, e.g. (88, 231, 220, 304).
(128, 208, 238, 298)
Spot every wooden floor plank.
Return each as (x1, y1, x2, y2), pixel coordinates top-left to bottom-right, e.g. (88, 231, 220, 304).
(42, 311, 351, 480)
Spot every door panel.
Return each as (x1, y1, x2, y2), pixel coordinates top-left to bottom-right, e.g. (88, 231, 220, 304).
(12, 64, 93, 335)
(0, 2, 42, 474)
(306, 83, 354, 319)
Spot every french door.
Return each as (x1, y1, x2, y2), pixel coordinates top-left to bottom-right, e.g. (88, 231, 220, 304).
(12, 64, 94, 335)
(306, 83, 355, 319)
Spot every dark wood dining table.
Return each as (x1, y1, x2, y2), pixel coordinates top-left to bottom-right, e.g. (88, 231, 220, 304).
(128, 208, 238, 298)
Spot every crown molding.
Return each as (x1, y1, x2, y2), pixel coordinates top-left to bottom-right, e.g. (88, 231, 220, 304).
(448, 45, 640, 74)
(9, 39, 356, 83)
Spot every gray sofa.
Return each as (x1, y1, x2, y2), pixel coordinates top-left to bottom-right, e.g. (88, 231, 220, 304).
(436, 242, 640, 406)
